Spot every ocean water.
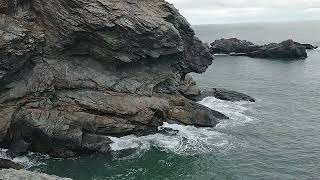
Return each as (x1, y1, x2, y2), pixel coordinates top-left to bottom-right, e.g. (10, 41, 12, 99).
(3, 21, 320, 180)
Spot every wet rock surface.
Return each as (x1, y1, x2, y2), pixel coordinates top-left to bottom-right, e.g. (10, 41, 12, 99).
(210, 38, 316, 59)
(195, 88, 256, 102)
(0, 158, 24, 170)
(0, 0, 225, 158)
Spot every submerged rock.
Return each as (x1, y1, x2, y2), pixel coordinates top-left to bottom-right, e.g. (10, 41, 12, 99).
(195, 88, 255, 102)
(0, 169, 71, 180)
(0, 0, 225, 158)
(210, 38, 313, 59)
(158, 127, 179, 136)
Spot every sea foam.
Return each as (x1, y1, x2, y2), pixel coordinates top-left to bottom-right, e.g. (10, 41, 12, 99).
(0, 148, 47, 169)
(109, 97, 255, 156)
(199, 97, 255, 128)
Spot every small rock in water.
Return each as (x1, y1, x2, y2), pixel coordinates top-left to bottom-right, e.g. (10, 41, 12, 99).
(158, 127, 179, 136)
(195, 88, 255, 102)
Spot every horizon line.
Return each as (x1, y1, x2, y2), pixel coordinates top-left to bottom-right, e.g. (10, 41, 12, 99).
(190, 19, 320, 26)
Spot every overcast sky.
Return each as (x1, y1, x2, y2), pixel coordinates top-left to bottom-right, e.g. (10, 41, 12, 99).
(167, 0, 320, 24)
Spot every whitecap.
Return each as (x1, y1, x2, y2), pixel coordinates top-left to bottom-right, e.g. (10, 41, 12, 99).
(109, 122, 232, 157)
(109, 97, 255, 157)
(198, 97, 255, 128)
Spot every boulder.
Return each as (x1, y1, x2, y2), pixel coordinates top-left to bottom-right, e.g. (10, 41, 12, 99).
(0, 169, 71, 180)
(0, 158, 24, 170)
(179, 75, 201, 101)
(0, 0, 225, 158)
(158, 127, 179, 136)
(168, 97, 229, 127)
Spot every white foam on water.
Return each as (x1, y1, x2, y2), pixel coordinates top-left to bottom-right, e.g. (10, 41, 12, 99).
(13, 153, 48, 169)
(109, 123, 232, 156)
(109, 97, 255, 156)
(0, 148, 48, 169)
(199, 97, 255, 129)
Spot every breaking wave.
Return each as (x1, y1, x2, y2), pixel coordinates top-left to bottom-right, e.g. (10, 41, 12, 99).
(109, 97, 256, 157)
(110, 123, 231, 156)
(199, 97, 255, 128)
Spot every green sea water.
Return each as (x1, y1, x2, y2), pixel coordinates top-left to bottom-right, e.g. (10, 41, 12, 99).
(7, 21, 320, 180)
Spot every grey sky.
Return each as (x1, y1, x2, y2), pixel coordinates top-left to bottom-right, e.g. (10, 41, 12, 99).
(167, 0, 320, 24)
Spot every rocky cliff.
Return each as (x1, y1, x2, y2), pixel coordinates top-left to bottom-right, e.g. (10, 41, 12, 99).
(0, 0, 225, 157)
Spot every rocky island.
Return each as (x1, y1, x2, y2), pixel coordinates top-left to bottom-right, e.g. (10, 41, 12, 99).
(210, 38, 318, 59)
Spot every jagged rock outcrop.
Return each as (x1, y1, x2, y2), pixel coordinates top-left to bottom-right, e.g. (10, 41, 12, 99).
(0, 169, 71, 180)
(0, 0, 225, 157)
(247, 40, 307, 59)
(210, 38, 313, 59)
(210, 38, 260, 54)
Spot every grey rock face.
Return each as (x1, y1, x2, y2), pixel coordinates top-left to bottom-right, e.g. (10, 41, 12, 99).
(0, 0, 222, 157)
(0, 106, 14, 141)
(0, 169, 71, 180)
